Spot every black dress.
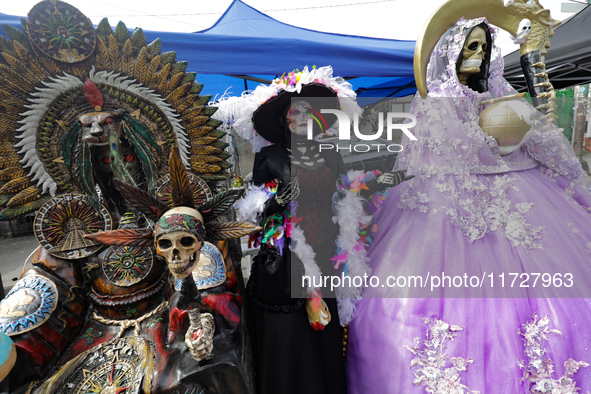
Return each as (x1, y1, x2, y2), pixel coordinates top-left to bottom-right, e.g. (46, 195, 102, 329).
(248, 142, 347, 394)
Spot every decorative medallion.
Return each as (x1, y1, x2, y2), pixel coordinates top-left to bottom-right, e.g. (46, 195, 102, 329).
(0, 275, 58, 336)
(27, 0, 96, 63)
(34, 336, 153, 394)
(155, 173, 213, 208)
(102, 245, 153, 287)
(176, 242, 226, 290)
(34, 193, 113, 259)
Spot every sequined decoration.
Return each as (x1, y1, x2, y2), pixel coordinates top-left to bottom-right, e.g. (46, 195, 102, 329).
(518, 314, 589, 393)
(405, 318, 479, 394)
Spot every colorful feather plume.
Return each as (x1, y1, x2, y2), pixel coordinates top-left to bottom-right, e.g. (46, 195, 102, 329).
(83, 78, 104, 110)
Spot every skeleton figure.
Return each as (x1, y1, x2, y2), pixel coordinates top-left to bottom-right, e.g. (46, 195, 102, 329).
(155, 207, 205, 280)
(457, 26, 487, 85)
(154, 206, 214, 362)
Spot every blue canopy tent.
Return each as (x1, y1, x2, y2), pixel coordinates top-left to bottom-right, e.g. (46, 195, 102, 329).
(0, 0, 416, 102)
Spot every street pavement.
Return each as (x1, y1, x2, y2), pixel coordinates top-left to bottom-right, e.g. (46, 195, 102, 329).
(0, 221, 39, 297)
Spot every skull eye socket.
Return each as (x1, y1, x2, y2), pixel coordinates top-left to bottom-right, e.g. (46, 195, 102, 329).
(468, 42, 478, 51)
(158, 239, 172, 249)
(180, 237, 195, 247)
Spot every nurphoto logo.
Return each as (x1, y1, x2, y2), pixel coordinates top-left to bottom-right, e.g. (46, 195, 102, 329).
(306, 109, 418, 153)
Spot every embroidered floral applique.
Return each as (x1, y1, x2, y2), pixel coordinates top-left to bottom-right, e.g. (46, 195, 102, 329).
(400, 173, 544, 248)
(406, 318, 479, 394)
(518, 314, 589, 393)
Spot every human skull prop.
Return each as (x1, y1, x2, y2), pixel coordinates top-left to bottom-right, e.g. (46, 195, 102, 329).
(458, 26, 488, 83)
(155, 206, 205, 280)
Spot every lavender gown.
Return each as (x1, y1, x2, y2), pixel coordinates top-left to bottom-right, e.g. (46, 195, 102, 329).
(346, 18, 591, 393)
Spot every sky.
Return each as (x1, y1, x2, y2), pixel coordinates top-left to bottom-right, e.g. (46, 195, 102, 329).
(0, 0, 583, 56)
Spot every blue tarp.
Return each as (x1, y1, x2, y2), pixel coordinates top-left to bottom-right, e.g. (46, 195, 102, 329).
(0, 0, 416, 100)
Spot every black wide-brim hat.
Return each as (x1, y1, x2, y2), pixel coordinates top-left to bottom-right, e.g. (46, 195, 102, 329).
(252, 83, 340, 144)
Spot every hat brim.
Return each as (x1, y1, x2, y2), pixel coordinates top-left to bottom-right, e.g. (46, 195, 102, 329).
(252, 83, 340, 144)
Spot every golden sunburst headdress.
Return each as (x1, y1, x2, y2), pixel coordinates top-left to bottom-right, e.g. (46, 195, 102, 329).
(0, 0, 231, 220)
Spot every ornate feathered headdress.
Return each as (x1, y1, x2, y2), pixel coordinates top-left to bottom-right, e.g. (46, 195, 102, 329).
(0, 0, 231, 220)
(84, 147, 260, 248)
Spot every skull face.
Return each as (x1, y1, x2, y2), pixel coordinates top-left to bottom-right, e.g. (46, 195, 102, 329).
(156, 231, 202, 279)
(154, 207, 205, 280)
(286, 100, 313, 136)
(458, 26, 487, 82)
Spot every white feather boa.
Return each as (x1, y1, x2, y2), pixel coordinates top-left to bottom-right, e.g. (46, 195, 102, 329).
(289, 225, 322, 293)
(234, 185, 323, 293)
(234, 185, 270, 224)
(333, 170, 381, 326)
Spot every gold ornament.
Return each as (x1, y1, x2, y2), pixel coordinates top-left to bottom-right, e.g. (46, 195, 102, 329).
(414, 0, 560, 98)
(479, 100, 533, 148)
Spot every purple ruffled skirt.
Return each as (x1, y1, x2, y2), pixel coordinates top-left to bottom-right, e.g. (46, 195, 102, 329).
(347, 168, 591, 393)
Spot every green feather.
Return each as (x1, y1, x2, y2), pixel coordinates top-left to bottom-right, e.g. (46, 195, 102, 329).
(122, 114, 160, 152)
(108, 129, 136, 187)
(198, 188, 244, 222)
(147, 38, 162, 56)
(172, 61, 188, 74)
(113, 21, 131, 44)
(121, 121, 157, 192)
(95, 18, 113, 44)
(75, 141, 98, 204)
(0, 192, 16, 207)
(1, 24, 28, 48)
(161, 51, 176, 65)
(0, 36, 15, 57)
(0, 196, 49, 221)
(130, 28, 147, 50)
(202, 174, 232, 181)
(60, 121, 82, 170)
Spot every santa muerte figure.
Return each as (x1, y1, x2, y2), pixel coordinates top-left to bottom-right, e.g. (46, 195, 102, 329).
(0, 0, 258, 392)
(347, 0, 591, 393)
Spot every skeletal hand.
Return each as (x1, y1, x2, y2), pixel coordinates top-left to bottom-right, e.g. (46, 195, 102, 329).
(185, 312, 214, 362)
(376, 170, 411, 188)
(305, 294, 331, 331)
(275, 177, 300, 206)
